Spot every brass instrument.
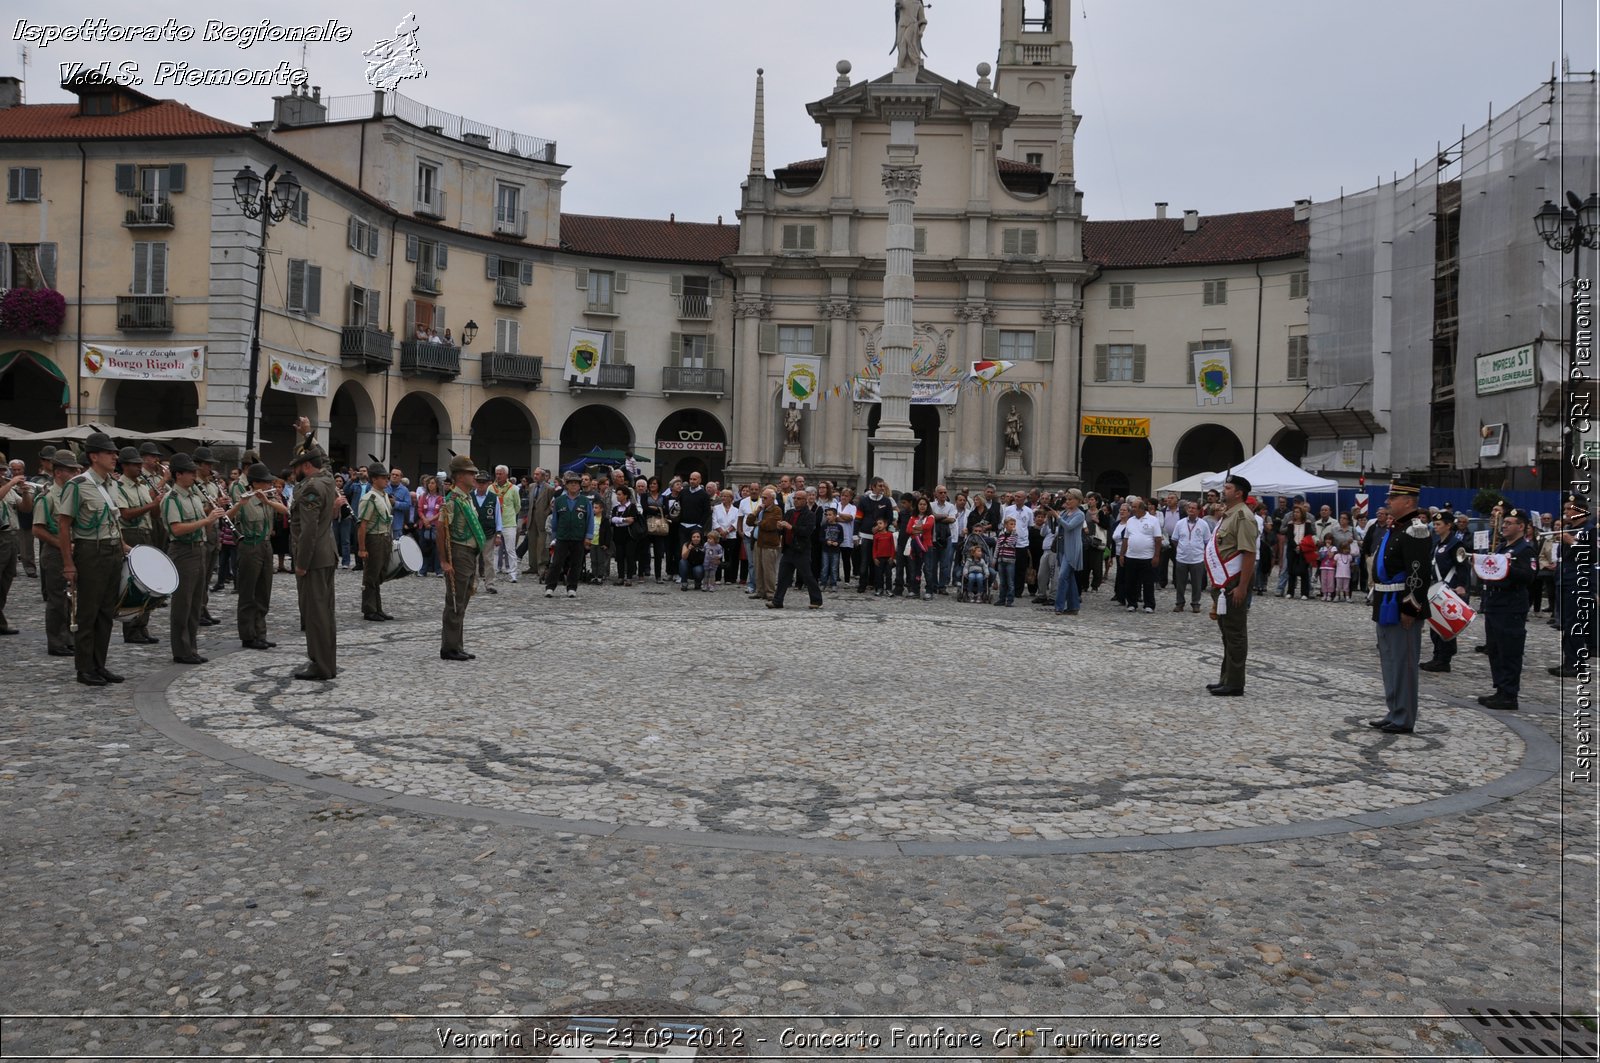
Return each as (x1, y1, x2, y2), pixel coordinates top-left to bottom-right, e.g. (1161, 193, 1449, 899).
(67, 580, 78, 634)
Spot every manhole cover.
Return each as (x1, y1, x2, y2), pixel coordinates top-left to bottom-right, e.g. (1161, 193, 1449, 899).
(501, 1000, 748, 1060)
(1445, 998, 1599, 1059)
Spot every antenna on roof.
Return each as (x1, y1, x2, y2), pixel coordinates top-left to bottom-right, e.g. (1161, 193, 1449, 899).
(17, 45, 28, 103)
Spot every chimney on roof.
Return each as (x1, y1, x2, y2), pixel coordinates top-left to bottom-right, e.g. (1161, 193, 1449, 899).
(273, 82, 327, 129)
(1155, 202, 1168, 220)
(1183, 209, 1200, 233)
(1294, 198, 1312, 222)
(0, 77, 20, 109)
(670, 213, 676, 223)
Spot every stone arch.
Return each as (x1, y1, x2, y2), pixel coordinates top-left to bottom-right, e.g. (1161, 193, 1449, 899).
(389, 390, 452, 482)
(260, 387, 315, 473)
(655, 407, 727, 484)
(1080, 435, 1153, 500)
(0, 350, 68, 434)
(471, 397, 538, 478)
(1173, 423, 1245, 482)
(559, 404, 634, 474)
(1270, 427, 1309, 467)
(107, 379, 198, 433)
(328, 380, 377, 474)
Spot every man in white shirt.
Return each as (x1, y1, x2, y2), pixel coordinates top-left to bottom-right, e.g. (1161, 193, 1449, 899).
(738, 482, 763, 593)
(1119, 496, 1164, 612)
(1001, 493, 1034, 600)
(1170, 500, 1213, 613)
(711, 489, 742, 586)
(929, 484, 958, 594)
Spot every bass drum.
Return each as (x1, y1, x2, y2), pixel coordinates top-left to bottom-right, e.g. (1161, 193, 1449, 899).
(116, 544, 180, 619)
(382, 535, 424, 582)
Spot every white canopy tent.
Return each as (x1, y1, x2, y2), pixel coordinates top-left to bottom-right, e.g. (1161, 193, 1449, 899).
(1154, 470, 1218, 496)
(1200, 444, 1337, 496)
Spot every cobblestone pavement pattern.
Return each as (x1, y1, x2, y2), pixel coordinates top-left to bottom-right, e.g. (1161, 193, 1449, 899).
(1, 570, 1592, 1059)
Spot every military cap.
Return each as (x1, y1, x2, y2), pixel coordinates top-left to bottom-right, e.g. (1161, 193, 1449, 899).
(38, 445, 56, 460)
(1564, 492, 1591, 513)
(118, 446, 145, 465)
(139, 442, 163, 457)
(369, 466, 390, 479)
(1505, 507, 1533, 525)
(168, 453, 198, 474)
(474, 470, 491, 482)
(293, 444, 327, 466)
(1388, 478, 1422, 497)
(246, 462, 274, 484)
(83, 431, 117, 455)
(562, 471, 580, 483)
(448, 455, 478, 477)
(192, 446, 215, 465)
(52, 450, 83, 469)
(1225, 473, 1252, 496)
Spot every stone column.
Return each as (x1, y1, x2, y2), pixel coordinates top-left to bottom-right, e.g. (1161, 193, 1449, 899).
(1041, 299, 1084, 487)
(872, 161, 922, 492)
(817, 296, 857, 478)
(951, 301, 995, 483)
(727, 294, 770, 478)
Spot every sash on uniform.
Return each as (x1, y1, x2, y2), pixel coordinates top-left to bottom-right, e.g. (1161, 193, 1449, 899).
(1204, 536, 1243, 588)
(1375, 529, 1401, 626)
(450, 489, 487, 550)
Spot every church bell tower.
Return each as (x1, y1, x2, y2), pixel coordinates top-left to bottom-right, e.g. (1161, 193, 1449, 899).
(994, 0, 1079, 183)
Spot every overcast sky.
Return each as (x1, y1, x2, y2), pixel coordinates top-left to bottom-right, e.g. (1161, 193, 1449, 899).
(10, 1, 1598, 222)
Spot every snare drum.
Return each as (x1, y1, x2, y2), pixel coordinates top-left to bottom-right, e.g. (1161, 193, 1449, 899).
(382, 535, 424, 582)
(116, 545, 180, 619)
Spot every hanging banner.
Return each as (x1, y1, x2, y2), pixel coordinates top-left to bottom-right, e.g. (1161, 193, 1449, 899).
(1081, 415, 1150, 438)
(1474, 343, 1535, 396)
(565, 328, 607, 385)
(851, 377, 962, 406)
(268, 356, 329, 398)
(781, 355, 823, 409)
(970, 360, 1015, 385)
(81, 343, 204, 382)
(1193, 348, 1234, 406)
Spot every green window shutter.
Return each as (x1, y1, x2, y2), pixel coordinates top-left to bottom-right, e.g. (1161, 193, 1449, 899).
(368, 290, 381, 327)
(1034, 330, 1054, 363)
(132, 243, 148, 295)
(405, 234, 418, 262)
(1093, 344, 1108, 382)
(670, 332, 683, 366)
(287, 259, 305, 312)
(485, 254, 499, 280)
(306, 265, 322, 317)
(758, 323, 778, 354)
(167, 163, 186, 193)
(5, 169, 17, 201)
(39, 244, 57, 289)
(115, 164, 135, 195)
(150, 243, 167, 294)
(434, 306, 445, 332)
(1132, 345, 1147, 383)
(982, 328, 1000, 359)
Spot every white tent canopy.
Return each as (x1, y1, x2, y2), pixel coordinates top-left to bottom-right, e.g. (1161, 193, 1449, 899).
(1154, 470, 1217, 496)
(1200, 444, 1337, 496)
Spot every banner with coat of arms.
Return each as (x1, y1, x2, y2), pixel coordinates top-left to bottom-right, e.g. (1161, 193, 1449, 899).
(81, 343, 203, 381)
(566, 328, 607, 385)
(268, 356, 328, 397)
(1193, 348, 1234, 406)
(781, 355, 823, 409)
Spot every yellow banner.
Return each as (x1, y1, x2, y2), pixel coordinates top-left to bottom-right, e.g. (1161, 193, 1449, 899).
(1081, 416, 1150, 438)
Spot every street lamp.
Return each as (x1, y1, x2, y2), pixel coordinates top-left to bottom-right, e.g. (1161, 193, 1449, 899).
(1534, 190, 1600, 483)
(234, 163, 301, 452)
(460, 320, 479, 347)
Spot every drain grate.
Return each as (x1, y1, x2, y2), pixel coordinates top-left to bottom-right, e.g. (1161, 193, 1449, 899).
(1445, 999, 1599, 1059)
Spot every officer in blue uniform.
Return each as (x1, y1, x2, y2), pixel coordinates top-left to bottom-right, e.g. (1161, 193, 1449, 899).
(1477, 507, 1538, 712)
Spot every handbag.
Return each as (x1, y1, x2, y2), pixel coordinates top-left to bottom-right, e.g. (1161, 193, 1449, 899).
(646, 514, 670, 537)
(629, 509, 649, 540)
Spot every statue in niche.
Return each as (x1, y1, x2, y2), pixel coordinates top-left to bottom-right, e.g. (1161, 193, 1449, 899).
(1004, 408, 1024, 454)
(893, 0, 927, 71)
(784, 408, 803, 447)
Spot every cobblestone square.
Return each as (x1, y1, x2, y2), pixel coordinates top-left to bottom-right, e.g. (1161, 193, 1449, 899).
(1, 570, 1592, 1058)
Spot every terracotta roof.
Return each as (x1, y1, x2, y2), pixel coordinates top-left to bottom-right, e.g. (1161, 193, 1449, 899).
(996, 157, 1043, 174)
(560, 214, 739, 265)
(0, 101, 249, 140)
(777, 157, 824, 173)
(1083, 207, 1307, 269)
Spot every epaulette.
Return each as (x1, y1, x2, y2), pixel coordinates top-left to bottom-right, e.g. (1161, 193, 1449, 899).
(1404, 519, 1431, 539)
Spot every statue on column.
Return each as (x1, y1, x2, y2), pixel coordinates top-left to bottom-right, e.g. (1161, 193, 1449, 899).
(893, 0, 927, 71)
(784, 408, 804, 447)
(1004, 408, 1023, 453)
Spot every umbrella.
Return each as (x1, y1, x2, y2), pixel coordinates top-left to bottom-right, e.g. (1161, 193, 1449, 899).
(143, 424, 269, 447)
(4, 422, 155, 443)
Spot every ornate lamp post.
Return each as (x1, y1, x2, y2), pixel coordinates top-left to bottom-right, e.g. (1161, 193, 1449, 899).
(1533, 191, 1599, 479)
(460, 320, 479, 347)
(233, 163, 301, 452)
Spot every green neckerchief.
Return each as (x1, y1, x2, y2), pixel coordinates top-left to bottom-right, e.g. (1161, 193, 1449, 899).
(450, 486, 487, 550)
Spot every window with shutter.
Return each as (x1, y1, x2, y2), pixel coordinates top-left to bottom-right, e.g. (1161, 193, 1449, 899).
(1132, 345, 1146, 383)
(132, 242, 167, 295)
(0, 244, 11, 291)
(287, 259, 307, 312)
(670, 332, 683, 366)
(1034, 330, 1054, 363)
(812, 324, 828, 356)
(348, 285, 366, 327)
(680, 334, 708, 369)
(1109, 282, 1134, 309)
(436, 243, 448, 270)
(757, 323, 778, 354)
(404, 299, 416, 337)
(290, 190, 309, 224)
(1093, 344, 1108, 382)
(913, 227, 926, 254)
(608, 330, 626, 363)
(114, 164, 135, 195)
(367, 224, 379, 257)
(167, 163, 186, 194)
(38, 244, 57, 289)
(1203, 279, 1227, 306)
(998, 330, 1036, 361)
(777, 326, 814, 356)
(520, 259, 534, 286)
(1002, 229, 1019, 255)
(1289, 270, 1309, 300)
(485, 254, 500, 280)
(305, 265, 321, 317)
(496, 318, 520, 354)
(613, 271, 627, 292)
(7, 167, 41, 202)
(574, 268, 589, 290)
(366, 289, 381, 328)
(1102, 345, 1137, 382)
(781, 224, 816, 251)
(405, 234, 419, 262)
(347, 217, 359, 250)
(1287, 334, 1308, 380)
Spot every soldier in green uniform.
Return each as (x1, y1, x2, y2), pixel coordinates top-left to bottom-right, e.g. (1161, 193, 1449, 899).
(1368, 479, 1432, 735)
(290, 444, 339, 681)
(1205, 474, 1258, 697)
(31, 449, 79, 656)
(358, 467, 395, 621)
(56, 432, 129, 686)
(137, 442, 170, 553)
(192, 447, 223, 623)
(235, 462, 287, 651)
(438, 455, 485, 662)
(115, 446, 162, 645)
(163, 453, 225, 664)
(0, 453, 25, 637)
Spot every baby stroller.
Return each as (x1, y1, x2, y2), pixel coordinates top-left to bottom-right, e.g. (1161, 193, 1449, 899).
(956, 557, 994, 604)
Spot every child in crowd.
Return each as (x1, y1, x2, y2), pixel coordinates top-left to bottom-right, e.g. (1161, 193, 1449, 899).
(821, 509, 844, 590)
(702, 530, 725, 591)
(994, 517, 1019, 607)
(1318, 533, 1338, 602)
(1337, 537, 1358, 603)
(871, 518, 896, 597)
(960, 543, 992, 603)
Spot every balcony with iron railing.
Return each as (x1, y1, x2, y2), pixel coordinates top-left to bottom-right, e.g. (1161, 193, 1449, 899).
(584, 299, 619, 318)
(413, 269, 441, 295)
(414, 187, 447, 219)
(662, 366, 725, 395)
(481, 352, 542, 390)
(569, 362, 634, 390)
(117, 295, 173, 330)
(675, 293, 713, 320)
(340, 326, 393, 372)
(494, 209, 528, 238)
(399, 338, 460, 378)
(123, 200, 175, 228)
(494, 277, 525, 307)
